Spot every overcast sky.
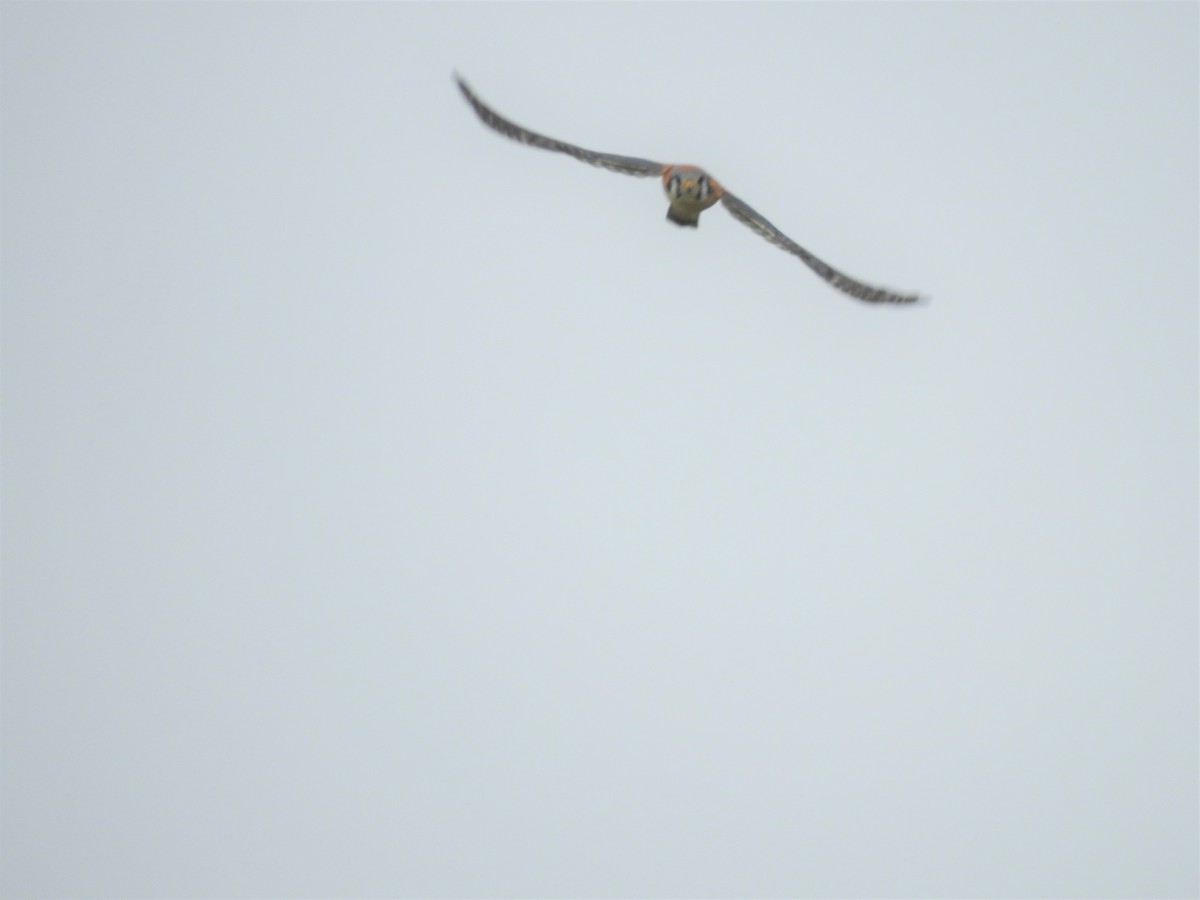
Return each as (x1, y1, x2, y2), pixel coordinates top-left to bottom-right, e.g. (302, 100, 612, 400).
(3, 3, 1197, 898)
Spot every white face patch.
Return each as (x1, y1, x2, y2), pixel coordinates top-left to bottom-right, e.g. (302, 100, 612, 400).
(663, 169, 722, 220)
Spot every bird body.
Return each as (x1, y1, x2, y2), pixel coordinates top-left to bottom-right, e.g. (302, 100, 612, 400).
(456, 75, 922, 305)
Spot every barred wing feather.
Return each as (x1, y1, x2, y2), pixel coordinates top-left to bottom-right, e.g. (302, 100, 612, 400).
(456, 76, 663, 178)
(720, 191, 921, 304)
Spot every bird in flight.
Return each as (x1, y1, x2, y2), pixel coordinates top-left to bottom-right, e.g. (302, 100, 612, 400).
(455, 75, 922, 305)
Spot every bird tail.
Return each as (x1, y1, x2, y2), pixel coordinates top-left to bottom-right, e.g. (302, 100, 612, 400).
(666, 205, 700, 228)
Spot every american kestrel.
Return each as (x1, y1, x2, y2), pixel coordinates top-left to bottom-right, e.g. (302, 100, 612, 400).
(456, 75, 922, 305)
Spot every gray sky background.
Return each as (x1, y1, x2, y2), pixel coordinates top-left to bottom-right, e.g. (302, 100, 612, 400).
(2, 3, 1197, 898)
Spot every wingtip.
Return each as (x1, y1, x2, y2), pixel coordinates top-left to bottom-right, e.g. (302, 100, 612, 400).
(867, 285, 928, 305)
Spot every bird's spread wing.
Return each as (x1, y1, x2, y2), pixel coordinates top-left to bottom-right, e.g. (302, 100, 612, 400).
(720, 191, 921, 304)
(456, 76, 664, 178)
